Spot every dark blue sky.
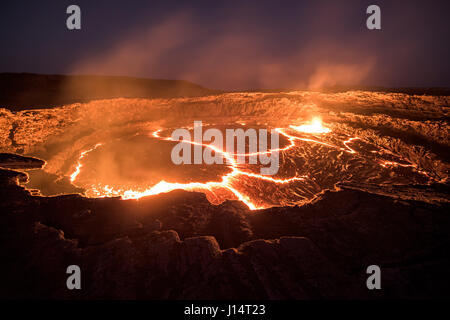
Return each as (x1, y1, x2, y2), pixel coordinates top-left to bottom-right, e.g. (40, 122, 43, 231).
(1, 0, 449, 89)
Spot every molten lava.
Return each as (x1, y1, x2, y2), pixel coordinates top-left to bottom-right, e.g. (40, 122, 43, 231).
(11, 92, 442, 210)
(70, 143, 103, 182)
(65, 114, 435, 210)
(84, 128, 309, 210)
(290, 117, 331, 134)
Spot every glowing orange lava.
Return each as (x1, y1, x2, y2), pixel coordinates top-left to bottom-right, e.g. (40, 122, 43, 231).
(79, 126, 314, 210)
(379, 160, 415, 168)
(290, 117, 331, 134)
(68, 118, 430, 210)
(70, 143, 103, 183)
(116, 129, 310, 209)
(68, 121, 372, 210)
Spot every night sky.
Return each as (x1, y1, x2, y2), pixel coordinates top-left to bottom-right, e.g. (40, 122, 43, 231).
(1, 0, 449, 89)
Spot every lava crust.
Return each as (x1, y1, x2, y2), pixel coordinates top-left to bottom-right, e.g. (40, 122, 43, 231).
(0, 90, 449, 299)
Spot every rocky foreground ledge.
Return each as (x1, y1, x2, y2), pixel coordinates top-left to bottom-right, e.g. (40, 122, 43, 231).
(0, 157, 449, 299)
(0, 153, 45, 170)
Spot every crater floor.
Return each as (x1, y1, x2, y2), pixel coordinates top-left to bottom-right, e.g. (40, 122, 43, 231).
(0, 90, 449, 299)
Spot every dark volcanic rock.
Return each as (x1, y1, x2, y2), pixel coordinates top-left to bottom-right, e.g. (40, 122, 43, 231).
(0, 73, 217, 110)
(0, 171, 449, 299)
(0, 153, 45, 169)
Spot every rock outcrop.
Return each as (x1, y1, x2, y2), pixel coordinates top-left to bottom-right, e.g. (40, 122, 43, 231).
(1, 165, 449, 299)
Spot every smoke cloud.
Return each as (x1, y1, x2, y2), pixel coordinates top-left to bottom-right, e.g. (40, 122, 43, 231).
(68, 8, 377, 90)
